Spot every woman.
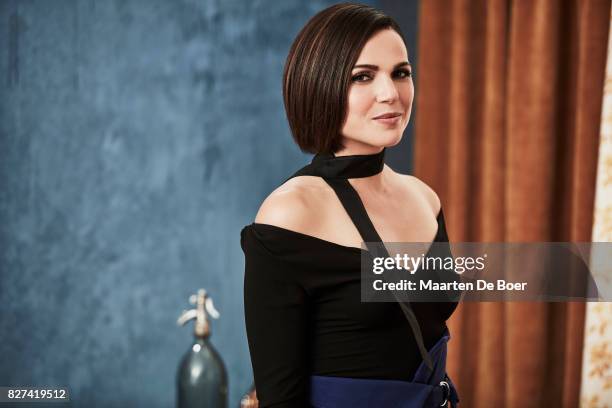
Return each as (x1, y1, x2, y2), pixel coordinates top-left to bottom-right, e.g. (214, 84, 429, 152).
(241, 3, 459, 407)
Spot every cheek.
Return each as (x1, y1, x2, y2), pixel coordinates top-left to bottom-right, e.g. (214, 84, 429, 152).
(346, 87, 373, 120)
(399, 81, 415, 106)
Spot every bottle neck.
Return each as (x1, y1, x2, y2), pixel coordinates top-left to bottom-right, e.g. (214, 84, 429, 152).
(195, 333, 211, 342)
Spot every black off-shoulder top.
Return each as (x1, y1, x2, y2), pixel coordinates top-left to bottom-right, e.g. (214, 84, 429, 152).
(241, 149, 458, 408)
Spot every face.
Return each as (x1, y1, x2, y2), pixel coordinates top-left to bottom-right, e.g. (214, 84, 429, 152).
(339, 28, 414, 155)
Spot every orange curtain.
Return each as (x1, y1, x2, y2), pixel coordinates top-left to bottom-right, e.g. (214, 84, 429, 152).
(414, 0, 611, 406)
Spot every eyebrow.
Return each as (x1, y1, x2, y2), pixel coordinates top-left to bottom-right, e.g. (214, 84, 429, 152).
(352, 61, 411, 70)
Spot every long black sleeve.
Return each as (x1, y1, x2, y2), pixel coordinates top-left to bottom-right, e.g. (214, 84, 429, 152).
(241, 227, 311, 408)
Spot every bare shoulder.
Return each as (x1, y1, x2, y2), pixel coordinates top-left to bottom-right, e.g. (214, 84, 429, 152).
(399, 174, 441, 215)
(254, 176, 330, 231)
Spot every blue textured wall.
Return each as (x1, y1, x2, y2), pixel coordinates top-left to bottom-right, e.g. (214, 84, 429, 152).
(0, 1, 373, 406)
(0, 0, 421, 406)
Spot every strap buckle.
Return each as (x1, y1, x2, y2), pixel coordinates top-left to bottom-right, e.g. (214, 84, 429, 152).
(438, 380, 450, 406)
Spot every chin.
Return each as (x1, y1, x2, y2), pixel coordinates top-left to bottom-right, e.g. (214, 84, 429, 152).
(349, 133, 401, 150)
(387, 132, 404, 147)
(342, 127, 405, 150)
(375, 131, 404, 148)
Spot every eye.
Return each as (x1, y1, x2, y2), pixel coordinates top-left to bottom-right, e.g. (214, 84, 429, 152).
(351, 69, 413, 83)
(394, 68, 412, 79)
(351, 72, 373, 83)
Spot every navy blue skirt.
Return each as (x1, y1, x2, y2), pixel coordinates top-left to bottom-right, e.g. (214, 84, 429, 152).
(309, 330, 459, 407)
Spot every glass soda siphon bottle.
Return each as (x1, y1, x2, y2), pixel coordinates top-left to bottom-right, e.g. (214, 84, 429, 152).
(177, 289, 228, 408)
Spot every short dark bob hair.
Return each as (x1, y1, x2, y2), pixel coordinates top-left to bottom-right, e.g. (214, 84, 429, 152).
(283, 3, 406, 154)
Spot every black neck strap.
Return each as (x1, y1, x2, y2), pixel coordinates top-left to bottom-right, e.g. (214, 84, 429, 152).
(288, 148, 386, 181)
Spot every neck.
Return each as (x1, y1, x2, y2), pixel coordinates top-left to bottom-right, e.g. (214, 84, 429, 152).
(334, 144, 389, 193)
(332, 144, 390, 193)
(303, 142, 388, 185)
(350, 164, 390, 193)
(334, 147, 385, 157)
(333, 140, 385, 157)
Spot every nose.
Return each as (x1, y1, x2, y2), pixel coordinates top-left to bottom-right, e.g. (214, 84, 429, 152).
(375, 75, 399, 103)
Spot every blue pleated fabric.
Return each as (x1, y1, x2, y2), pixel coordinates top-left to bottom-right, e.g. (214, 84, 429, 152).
(309, 330, 459, 407)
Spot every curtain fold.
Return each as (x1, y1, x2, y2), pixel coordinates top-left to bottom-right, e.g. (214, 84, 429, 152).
(580, 6, 612, 406)
(415, 0, 610, 406)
